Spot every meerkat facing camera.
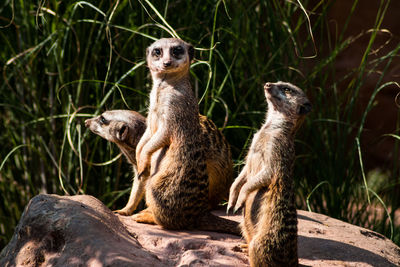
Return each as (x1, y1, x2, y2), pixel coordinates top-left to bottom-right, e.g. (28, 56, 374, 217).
(85, 110, 233, 215)
(227, 82, 311, 266)
(133, 38, 238, 234)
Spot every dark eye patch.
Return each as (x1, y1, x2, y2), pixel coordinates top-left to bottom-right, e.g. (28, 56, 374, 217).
(172, 46, 184, 57)
(282, 86, 294, 94)
(99, 115, 108, 125)
(152, 48, 162, 57)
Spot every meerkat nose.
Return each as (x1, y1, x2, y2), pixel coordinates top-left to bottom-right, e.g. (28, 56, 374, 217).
(264, 83, 272, 92)
(84, 119, 90, 127)
(163, 61, 172, 67)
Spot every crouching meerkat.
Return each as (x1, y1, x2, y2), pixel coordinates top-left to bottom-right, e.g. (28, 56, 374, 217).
(85, 110, 233, 215)
(227, 82, 311, 266)
(132, 38, 238, 234)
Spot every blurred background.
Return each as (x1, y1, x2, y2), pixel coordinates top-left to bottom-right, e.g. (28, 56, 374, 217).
(1, 0, 399, 249)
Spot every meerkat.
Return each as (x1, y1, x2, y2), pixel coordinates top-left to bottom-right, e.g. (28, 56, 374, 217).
(131, 38, 238, 234)
(227, 82, 312, 266)
(85, 110, 233, 215)
(84, 110, 149, 215)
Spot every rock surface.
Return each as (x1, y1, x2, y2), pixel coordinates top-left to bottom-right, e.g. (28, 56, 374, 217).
(1, 194, 399, 266)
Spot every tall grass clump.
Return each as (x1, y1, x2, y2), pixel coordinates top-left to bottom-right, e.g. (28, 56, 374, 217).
(1, 0, 399, 249)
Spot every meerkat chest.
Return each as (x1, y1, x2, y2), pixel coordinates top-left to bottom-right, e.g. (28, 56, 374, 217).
(148, 85, 170, 132)
(247, 131, 272, 169)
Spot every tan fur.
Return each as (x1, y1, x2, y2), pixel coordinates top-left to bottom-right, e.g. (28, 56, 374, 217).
(85, 110, 233, 215)
(134, 38, 238, 234)
(228, 82, 311, 266)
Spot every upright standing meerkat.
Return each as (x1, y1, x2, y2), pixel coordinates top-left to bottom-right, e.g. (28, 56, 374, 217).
(85, 109, 233, 215)
(133, 38, 238, 234)
(227, 82, 311, 266)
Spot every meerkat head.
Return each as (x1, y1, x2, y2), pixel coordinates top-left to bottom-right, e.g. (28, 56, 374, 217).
(85, 110, 146, 149)
(264, 81, 312, 119)
(146, 38, 194, 75)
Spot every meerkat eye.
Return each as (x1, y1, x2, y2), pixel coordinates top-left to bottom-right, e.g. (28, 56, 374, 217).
(99, 116, 108, 125)
(152, 48, 162, 57)
(172, 46, 184, 57)
(283, 87, 293, 94)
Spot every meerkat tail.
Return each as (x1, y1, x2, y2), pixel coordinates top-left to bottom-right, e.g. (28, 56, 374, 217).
(197, 212, 241, 236)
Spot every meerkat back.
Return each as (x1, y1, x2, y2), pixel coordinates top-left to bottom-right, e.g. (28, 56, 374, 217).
(199, 115, 233, 208)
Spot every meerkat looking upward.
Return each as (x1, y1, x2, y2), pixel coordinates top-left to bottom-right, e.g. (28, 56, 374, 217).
(227, 82, 311, 266)
(85, 110, 233, 215)
(133, 38, 238, 234)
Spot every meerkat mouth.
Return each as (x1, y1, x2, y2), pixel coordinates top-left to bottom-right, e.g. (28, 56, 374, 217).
(88, 127, 99, 134)
(84, 120, 99, 134)
(160, 65, 180, 73)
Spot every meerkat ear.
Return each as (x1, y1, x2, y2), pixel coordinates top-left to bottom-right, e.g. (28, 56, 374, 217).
(146, 47, 150, 57)
(116, 123, 129, 141)
(188, 45, 194, 61)
(298, 102, 312, 115)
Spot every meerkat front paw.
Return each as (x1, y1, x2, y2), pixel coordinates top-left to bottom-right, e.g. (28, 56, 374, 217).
(227, 180, 244, 214)
(137, 156, 150, 180)
(227, 192, 239, 214)
(233, 188, 248, 213)
(137, 166, 150, 180)
(114, 208, 134, 216)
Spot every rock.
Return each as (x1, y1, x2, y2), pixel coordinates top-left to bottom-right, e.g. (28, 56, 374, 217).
(297, 211, 400, 267)
(0, 194, 162, 267)
(1, 194, 399, 266)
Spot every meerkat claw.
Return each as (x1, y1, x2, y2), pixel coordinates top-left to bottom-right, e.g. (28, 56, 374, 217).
(138, 171, 145, 180)
(233, 204, 243, 214)
(226, 205, 233, 215)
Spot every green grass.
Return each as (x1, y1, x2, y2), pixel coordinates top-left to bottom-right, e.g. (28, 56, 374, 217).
(1, 0, 399, 249)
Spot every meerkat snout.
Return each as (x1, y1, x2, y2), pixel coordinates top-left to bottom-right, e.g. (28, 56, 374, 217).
(85, 118, 100, 134)
(264, 82, 272, 89)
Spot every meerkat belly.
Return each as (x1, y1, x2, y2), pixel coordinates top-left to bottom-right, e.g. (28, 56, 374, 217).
(149, 146, 167, 176)
(146, 140, 209, 229)
(243, 189, 262, 242)
(244, 184, 297, 240)
(249, 185, 298, 265)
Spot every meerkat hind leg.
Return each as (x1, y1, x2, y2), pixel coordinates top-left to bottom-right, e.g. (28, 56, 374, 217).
(131, 208, 157, 225)
(239, 243, 249, 253)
